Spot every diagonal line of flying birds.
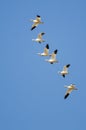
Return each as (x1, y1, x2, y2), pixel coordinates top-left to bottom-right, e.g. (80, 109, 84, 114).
(30, 15, 78, 99)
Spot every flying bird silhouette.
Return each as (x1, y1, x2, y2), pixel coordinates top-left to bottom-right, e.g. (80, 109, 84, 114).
(58, 64, 70, 77)
(32, 32, 45, 43)
(45, 49, 58, 64)
(37, 44, 49, 56)
(30, 15, 44, 30)
(64, 84, 78, 99)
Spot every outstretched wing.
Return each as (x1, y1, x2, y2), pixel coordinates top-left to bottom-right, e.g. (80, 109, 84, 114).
(38, 32, 45, 39)
(36, 15, 41, 22)
(31, 22, 38, 30)
(63, 66, 68, 71)
(64, 93, 70, 99)
(63, 64, 70, 71)
(50, 49, 58, 60)
(64, 88, 73, 99)
(31, 15, 41, 30)
(44, 44, 49, 55)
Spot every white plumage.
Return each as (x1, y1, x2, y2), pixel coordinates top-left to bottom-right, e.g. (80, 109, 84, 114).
(30, 15, 44, 30)
(64, 84, 78, 99)
(37, 44, 49, 56)
(45, 49, 58, 64)
(32, 32, 45, 43)
(58, 64, 70, 78)
(30, 15, 77, 100)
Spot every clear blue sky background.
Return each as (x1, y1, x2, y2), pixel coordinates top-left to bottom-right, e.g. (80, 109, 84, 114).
(0, 0, 86, 130)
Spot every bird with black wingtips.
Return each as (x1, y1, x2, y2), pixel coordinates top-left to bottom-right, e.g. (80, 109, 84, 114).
(64, 84, 78, 99)
(30, 15, 44, 30)
(32, 32, 45, 43)
(45, 49, 58, 64)
(37, 44, 49, 56)
(58, 64, 70, 78)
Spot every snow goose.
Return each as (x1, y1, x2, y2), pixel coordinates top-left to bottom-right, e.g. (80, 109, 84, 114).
(30, 15, 44, 30)
(32, 32, 45, 43)
(64, 84, 78, 99)
(37, 44, 49, 56)
(58, 64, 70, 78)
(45, 49, 58, 64)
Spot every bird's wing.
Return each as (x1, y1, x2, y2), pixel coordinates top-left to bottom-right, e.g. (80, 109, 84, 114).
(63, 65, 68, 71)
(66, 88, 73, 94)
(44, 47, 49, 55)
(50, 50, 57, 60)
(66, 64, 70, 68)
(63, 64, 70, 71)
(36, 15, 41, 22)
(31, 23, 38, 30)
(38, 33, 45, 39)
(46, 44, 49, 49)
(50, 53, 56, 60)
(62, 74, 65, 78)
(64, 88, 73, 99)
(38, 33, 42, 39)
(64, 93, 70, 99)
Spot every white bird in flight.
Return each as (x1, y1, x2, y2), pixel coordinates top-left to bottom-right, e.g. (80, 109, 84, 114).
(45, 49, 58, 64)
(32, 32, 45, 43)
(30, 15, 44, 30)
(58, 64, 70, 78)
(64, 84, 78, 99)
(37, 44, 49, 56)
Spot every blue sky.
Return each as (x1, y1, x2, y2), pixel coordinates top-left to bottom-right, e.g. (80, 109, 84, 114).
(0, 0, 86, 130)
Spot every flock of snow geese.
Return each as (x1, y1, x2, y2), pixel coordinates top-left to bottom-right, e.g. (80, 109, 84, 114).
(30, 15, 78, 99)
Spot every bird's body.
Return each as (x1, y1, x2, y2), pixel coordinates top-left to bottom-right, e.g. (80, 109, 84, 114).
(45, 59, 58, 64)
(58, 64, 70, 77)
(45, 49, 58, 64)
(32, 32, 45, 43)
(37, 44, 49, 56)
(64, 84, 78, 99)
(30, 15, 44, 30)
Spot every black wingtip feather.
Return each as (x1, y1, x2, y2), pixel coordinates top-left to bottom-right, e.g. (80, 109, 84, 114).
(37, 15, 40, 17)
(64, 93, 70, 99)
(62, 74, 65, 78)
(54, 49, 58, 54)
(66, 64, 70, 68)
(46, 44, 49, 49)
(41, 32, 45, 35)
(31, 26, 36, 30)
